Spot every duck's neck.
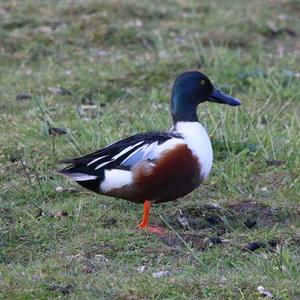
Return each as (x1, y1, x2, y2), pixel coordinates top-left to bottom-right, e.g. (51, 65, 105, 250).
(171, 94, 199, 124)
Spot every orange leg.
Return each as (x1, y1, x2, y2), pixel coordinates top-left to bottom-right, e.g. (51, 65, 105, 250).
(138, 200, 151, 229)
(138, 200, 166, 235)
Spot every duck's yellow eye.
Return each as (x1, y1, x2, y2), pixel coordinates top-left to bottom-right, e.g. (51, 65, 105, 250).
(200, 80, 205, 85)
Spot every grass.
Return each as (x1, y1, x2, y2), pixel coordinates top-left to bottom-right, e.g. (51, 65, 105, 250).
(1, 0, 300, 299)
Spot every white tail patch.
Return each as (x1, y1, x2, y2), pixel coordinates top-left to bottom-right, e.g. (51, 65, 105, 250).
(100, 169, 132, 192)
(63, 173, 98, 181)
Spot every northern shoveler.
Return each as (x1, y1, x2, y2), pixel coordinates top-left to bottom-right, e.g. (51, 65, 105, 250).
(59, 71, 241, 233)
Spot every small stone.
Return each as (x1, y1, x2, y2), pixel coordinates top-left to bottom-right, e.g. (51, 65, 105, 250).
(65, 70, 72, 76)
(48, 127, 67, 136)
(177, 209, 190, 230)
(94, 254, 108, 265)
(24, 69, 33, 76)
(16, 93, 32, 101)
(244, 219, 257, 228)
(243, 242, 264, 252)
(137, 265, 146, 273)
(55, 186, 64, 192)
(48, 284, 74, 295)
(35, 208, 43, 218)
(126, 19, 143, 27)
(82, 265, 94, 273)
(9, 154, 18, 163)
(257, 286, 273, 298)
(37, 26, 53, 33)
(152, 271, 171, 278)
(266, 160, 285, 166)
(89, 48, 109, 58)
(208, 237, 223, 246)
(52, 210, 68, 218)
(80, 104, 97, 110)
(103, 217, 117, 228)
(206, 203, 221, 210)
(48, 87, 72, 96)
(220, 276, 227, 283)
(268, 240, 277, 248)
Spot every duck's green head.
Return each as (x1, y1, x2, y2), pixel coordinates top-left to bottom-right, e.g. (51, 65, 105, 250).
(171, 71, 241, 123)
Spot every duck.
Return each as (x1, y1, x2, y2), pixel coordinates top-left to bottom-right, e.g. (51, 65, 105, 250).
(58, 71, 241, 233)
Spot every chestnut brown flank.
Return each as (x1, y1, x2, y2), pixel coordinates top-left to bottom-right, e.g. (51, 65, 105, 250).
(102, 144, 202, 204)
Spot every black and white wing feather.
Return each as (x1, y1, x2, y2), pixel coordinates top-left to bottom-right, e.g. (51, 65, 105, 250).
(59, 131, 184, 182)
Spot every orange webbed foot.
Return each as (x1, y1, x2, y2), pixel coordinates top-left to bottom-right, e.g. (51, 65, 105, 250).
(138, 224, 166, 236)
(147, 226, 166, 235)
(137, 201, 166, 235)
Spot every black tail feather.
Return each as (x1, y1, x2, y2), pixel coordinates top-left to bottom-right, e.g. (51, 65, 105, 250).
(57, 164, 103, 193)
(76, 179, 101, 193)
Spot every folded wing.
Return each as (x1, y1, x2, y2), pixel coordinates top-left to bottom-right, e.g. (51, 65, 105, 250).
(58, 131, 184, 192)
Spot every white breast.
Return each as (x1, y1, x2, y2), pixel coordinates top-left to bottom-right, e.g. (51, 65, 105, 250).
(174, 121, 213, 179)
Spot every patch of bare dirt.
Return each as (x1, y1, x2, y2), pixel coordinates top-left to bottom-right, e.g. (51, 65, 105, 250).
(226, 200, 281, 227)
(162, 200, 289, 235)
(158, 232, 225, 251)
(157, 200, 293, 251)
